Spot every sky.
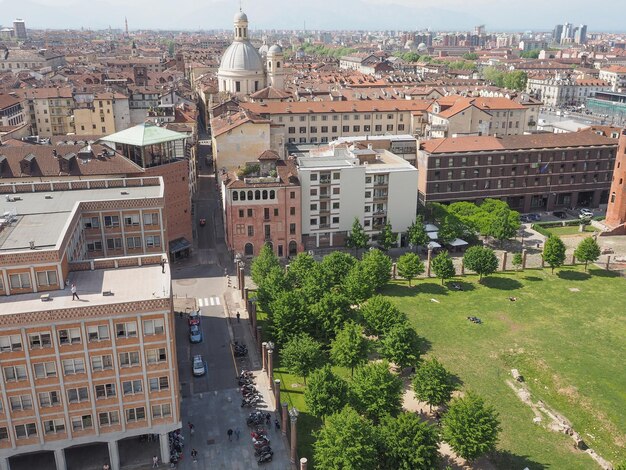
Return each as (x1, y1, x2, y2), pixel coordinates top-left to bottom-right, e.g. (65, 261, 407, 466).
(1, 0, 624, 32)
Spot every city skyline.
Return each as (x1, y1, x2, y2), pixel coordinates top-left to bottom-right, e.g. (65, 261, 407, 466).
(1, 0, 625, 32)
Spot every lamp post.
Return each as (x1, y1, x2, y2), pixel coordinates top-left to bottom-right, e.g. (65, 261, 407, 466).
(289, 407, 299, 464)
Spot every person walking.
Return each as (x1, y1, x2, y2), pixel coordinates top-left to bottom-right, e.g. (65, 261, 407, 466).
(71, 283, 79, 301)
(188, 421, 195, 436)
(152, 455, 159, 468)
(191, 449, 198, 462)
(160, 258, 167, 273)
(236, 312, 240, 323)
(227, 429, 233, 441)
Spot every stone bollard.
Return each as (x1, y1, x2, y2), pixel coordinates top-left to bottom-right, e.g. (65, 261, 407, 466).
(606, 255, 611, 270)
(244, 287, 249, 305)
(281, 403, 289, 437)
(392, 262, 397, 279)
(426, 249, 432, 277)
(261, 342, 268, 371)
(274, 379, 281, 409)
(256, 326, 262, 355)
(522, 249, 527, 269)
(267, 349, 274, 384)
(571, 254, 576, 265)
(300, 457, 308, 470)
(460, 261, 465, 276)
(290, 411, 298, 464)
(502, 252, 507, 271)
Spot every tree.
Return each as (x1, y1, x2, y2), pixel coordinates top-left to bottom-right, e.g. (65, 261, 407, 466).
(269, 291, 312, 344)
(542, 236, 566, 273)
(438, 215, 465, 244)
(280, 334, 324, 385)
(313, 406, 378, 470)
(407, 216, 429, 251)
(520, 49, 540, 59)
(350, 361, 403, 422)
(359, 295, 407, 337)
(431, 251, 456, 285)
(574, 236, 601, 272)
(378, 221, 397, 251)
(309, 291, 353, 344)
(342, 263, 376, 304)
(256, 266, 289, 313)
(286, 252, 315, 288)
(381, 322, 422, 369)
(412, 358, 456, 411)
(320, 251, 357, 286)
(488, 208, 520, 246)
(330, 321, 368, 376)
(251, 244, 280, 286)
(462, 52, 479, 60)
(512, 252, 523, 271)
(346, 217, 368, 256)
(462, 246, 499, 281)
(361, 248, 392, 290)
(442, 392, 501, 463)
(379, 413, 440, 470)
(304, 365, 349, 419)
(397, 252, 425, 287)
(503, 70, 528, 91)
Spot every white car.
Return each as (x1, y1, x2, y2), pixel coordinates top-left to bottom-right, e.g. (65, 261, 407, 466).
(579, 209, 593, 219)
(192, 355, 207, 377)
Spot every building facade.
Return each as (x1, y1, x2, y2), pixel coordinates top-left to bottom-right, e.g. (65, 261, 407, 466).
(605, 129, 626, 233)
(0, 177, 180, 470)
(417, 132, 618, 212)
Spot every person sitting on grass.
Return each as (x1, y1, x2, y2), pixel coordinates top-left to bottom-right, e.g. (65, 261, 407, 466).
(509, 296, 517, 302)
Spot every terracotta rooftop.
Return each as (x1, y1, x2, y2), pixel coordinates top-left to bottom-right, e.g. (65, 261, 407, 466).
(242, 99, 432, 115)
(210, 109, 271, 137)
(249, 86, 292, 100)
(223, 158, 300, 189)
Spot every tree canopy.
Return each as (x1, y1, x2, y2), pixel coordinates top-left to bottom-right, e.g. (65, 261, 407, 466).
(407, 216, 429, 251)
(574, 236, 601, 272)
(463, 246, 499, 281)
(360, 248, 392, 290)
(542, 236, 567, 273)
(346, 217, 369, 256)
(378, 221, 397, 251)
(379, 412, 441, 470)
(431, 251, 456, 285)
(359, 295, 407, 337)
(280, 334, 325, 384)
(412, 357, 456, 411)
(330, 321, 368, 376)
(381, 322, 422, 369)
(251, 244, 280, 286)
(304, 365, 350, 419)
(350, 361, 403, 422)
(396, 252, 425, 286)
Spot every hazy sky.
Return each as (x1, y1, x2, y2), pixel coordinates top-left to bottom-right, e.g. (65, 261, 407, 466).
(1, 0, 624, 32)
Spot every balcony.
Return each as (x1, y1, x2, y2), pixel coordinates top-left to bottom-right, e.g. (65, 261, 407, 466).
(319, 193, 330, 199)
(319, 177, 331, 185)
(429, 124, 449, 132)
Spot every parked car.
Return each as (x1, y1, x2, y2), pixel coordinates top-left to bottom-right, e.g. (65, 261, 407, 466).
(527, 213, 542, 221)
(552, 211, 567, 219)
(188, 311, 201, 326)
(189, 324, 203, 343)
(579, 208, 593, 218)
(192, 355, 207, 377)
(520, 215, 532, 223)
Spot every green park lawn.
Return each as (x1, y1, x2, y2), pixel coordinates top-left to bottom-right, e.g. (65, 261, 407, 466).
(258, 266, 626, 469)
(544, 224, 598, 237)
(384, 267, 626, 469)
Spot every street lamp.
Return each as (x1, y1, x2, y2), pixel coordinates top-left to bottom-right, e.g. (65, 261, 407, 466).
(289, 406, 299, 421)
(266, 341, 275, 352)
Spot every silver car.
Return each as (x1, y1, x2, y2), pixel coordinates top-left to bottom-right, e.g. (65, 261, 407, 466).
(192, 355, 207, 377)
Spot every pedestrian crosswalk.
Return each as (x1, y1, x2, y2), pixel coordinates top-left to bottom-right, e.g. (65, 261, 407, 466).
(197, 296, 221, 307)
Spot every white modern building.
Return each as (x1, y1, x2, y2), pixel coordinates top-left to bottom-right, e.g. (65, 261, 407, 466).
(296, 143, 418, 249)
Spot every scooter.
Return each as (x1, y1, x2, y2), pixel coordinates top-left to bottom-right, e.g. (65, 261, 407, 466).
(257, 452, 273, 464)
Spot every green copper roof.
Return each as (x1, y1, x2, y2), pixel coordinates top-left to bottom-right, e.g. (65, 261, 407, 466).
(100, 122, 187, 147)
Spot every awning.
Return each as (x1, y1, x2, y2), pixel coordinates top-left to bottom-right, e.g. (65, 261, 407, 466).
(427, 231, 439, 240)
(169, 237, 191, 254)
(425, 224, 439, 232)
(448, 238, 468, 247)
(427, 241, 442, 249)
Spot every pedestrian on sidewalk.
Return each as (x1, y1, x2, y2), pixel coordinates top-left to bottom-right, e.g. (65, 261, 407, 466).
(152, 455, 159, 467)
(274, 419, 280, 431)
(227, 429, 233, 441)
(160, 258, 167, 273)
(71, 283, 79, 301)
(265, 413, 271, 425)
(236, 312, 240, 323)
(234, 428, 240, 440)
(191, 448, 198, 462)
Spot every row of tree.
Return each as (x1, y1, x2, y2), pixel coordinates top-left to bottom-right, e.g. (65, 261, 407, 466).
(482, 67, 528, 91)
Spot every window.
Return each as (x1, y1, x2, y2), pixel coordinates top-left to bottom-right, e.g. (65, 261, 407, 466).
(123, 379, 143, 395)
(238, 209, 244, 218)
(310, 203, 318, 211)
(375, 125, 382, 132)
(146, 348, 167, 364)
(332, 217, 339, 224)
(386, 125, 393, 131)
(310, 218, 317, 226)
(15, 423, 37, 439)
(124, 214, 140, 226)
(332, 187, 340, 195)
(116, 322, 137, 338)
(126, 407, 146, 422)
(92, 355, 113, 372)
(58, 328, 81, 345)
(33, 362, 56, 379)
(88, 325, 110, 342)
(71, 415, 93, 431)
(119, 351, 140, 367)
(126, 236, 142, 249)
(353, 125, 360, 132)
(39, 391, 60, 407)
(4, 365, 27, 381)
(290, 207, 296, 216)
(94, 383, 116, 399)
(0, 428, 7, 441)
(99, 411, 120, 427)
(274, 208, 279, 217)
(10, 395, 33, 411)
(290, 191, 296, 199)
(0, 335, 22, 352)
(247, 226, 254, 237)
(152, 404, 172, 419)
(149, 376, 169, 392)
(103, 216, 120, 227)
(310, 188, 317, 196)
(288, 127, 295, 134)
(310, 126, 317, 133)
(235, 224, 245, 235)
(143, 213, 159, 225)
(289, 223, 296, 235)
(83, 217, 100, 229)
(87, 241, 103, 252)
(29, 332, 52, 349)
(299, 127, 306, 134)
(247, 208, 253, 217)
(106, 238, 123, 250)
(44, 419, 65, 434)
(146, 236, 161, 248)
(36, 270, 58, 287)
(9, 273, 31, 289)
(62, 358, 85, 375)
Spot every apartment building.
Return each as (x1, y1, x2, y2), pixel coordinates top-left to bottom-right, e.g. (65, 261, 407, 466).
(220, 150, 303, 258)
(0, 93, 29, 140)
(599, 66, 626, 92)
(73, 92, 130, 136)
(19, 88, 74, 137)
(297, 143, 418, 248)
(0, 177, 180, 470)
(417, 131, 618, 212)
(0, 49, 65, 73)
(526, 75, 611, 107)
(241, 100, 431, 145)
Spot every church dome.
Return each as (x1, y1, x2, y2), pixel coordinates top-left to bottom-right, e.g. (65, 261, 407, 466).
(268, 44, 283, 55)
(220, 41, 264, 72)
(234, 11, 248, 22)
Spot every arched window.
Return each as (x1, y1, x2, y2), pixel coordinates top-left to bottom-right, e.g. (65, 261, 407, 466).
(232, 191, 238, 201)
(248, 190, 253, 200)
(266, 241, 273, 252)
(262, 190, 268, 200)
(240, 191, 246, 201)
(269, 190, 275, 199)
(289, 240, 298, 257)
(255, 190, 261, 200)
(277, 61, 281, 68)
(244, 243, 254, 256)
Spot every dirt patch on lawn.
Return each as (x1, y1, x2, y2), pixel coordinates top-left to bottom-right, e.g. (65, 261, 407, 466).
(497, 313, 522, 332)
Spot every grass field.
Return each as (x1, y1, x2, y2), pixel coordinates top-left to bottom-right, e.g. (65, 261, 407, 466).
(384, 267, 626, 469)
(259, 266, 626, 469)
(544, 224, 598, 237)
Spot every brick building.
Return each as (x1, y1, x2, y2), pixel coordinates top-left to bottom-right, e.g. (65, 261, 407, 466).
(221, 150, 303, 258)
(605, 129, 626, 233)
(0, 177, 180, 470)
(417, 132, 618, 212)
